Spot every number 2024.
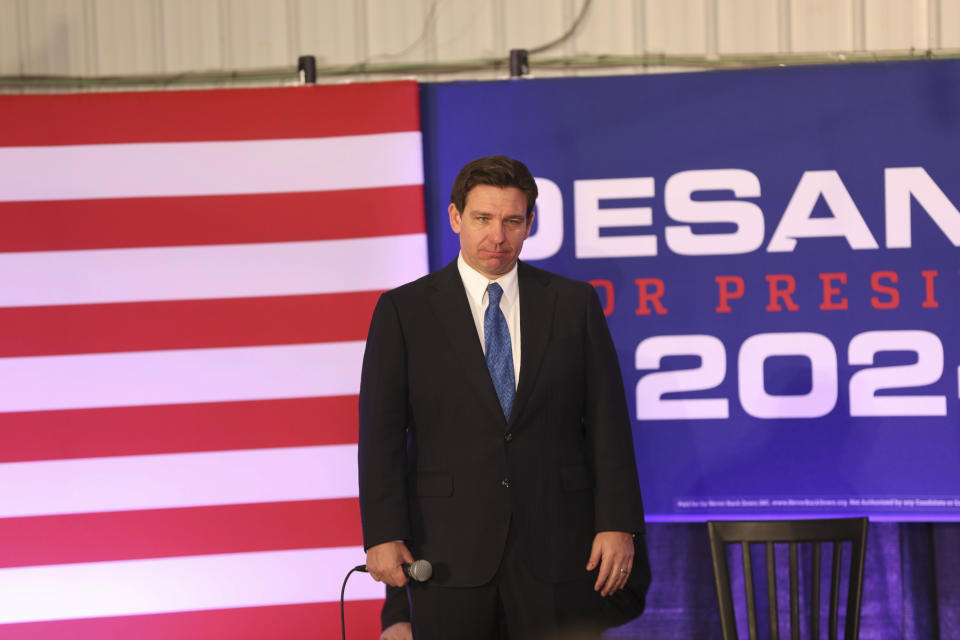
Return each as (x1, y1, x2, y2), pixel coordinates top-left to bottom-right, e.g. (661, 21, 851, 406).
(635, 330, 950, 420)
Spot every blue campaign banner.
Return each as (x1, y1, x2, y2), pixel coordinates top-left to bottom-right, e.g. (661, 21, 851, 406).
(420, 60, 960, 521)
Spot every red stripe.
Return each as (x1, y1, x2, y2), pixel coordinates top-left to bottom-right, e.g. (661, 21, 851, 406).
(0, 82, 419, 146)
(0, 600, 387, 640)
(0, 186, 424, 252)
(0, 291, 379, 357)
(0, 396, 357, 463)
(0, 499, 362, 568)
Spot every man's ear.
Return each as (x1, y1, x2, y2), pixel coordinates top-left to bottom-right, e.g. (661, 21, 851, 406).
(524, 211, 535, 239)
(448, 203, 462, 234)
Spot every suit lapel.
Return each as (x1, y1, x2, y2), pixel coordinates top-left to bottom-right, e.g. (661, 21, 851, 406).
(509, 262, 556, 428)
(427, 260, 506, 423)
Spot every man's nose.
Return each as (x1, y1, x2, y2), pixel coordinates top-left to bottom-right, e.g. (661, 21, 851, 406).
(489, 222, 506, 243)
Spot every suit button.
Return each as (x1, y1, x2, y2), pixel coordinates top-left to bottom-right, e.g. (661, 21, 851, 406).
(504, 433, 513, 442)
(501, 478, 510, 488)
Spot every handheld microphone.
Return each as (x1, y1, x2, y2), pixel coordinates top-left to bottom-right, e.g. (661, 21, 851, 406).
(402, 559, 433, 582)
(355, 559, 433, 582)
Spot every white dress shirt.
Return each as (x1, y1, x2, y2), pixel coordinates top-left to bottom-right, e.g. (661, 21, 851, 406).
(457, 253, 521, 389)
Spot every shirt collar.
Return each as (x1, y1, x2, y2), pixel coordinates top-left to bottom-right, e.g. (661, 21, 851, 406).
(457, 253, 519, 307)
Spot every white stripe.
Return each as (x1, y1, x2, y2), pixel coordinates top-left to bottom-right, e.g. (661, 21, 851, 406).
(0, 445, 358, 518)
(0, 234, 427, 307)
(0, 132, 423, 202)
(0, 341, 364, 413)
(0, 547, 380, 624)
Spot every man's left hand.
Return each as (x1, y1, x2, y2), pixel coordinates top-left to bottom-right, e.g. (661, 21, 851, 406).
(586, 531, 634, 596)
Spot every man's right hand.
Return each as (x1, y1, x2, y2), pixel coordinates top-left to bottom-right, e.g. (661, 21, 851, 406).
(365, 540, 414, 587)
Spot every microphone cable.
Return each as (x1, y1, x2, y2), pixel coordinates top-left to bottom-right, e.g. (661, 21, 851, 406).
(340, 565, 365, 640)
(340, 559, 430, 638)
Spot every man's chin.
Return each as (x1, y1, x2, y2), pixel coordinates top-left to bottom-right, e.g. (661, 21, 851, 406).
(481, 259, 515, 276)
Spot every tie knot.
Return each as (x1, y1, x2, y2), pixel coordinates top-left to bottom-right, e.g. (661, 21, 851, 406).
(486, 282, 504, 306)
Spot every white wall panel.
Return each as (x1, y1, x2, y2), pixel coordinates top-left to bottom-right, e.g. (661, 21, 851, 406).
(560, 0, 648, 77)
(220, 0, 292, 68)
(790, 0, 856, 53)
(160, 0, 223, 73)
(92, 0, 162, 74)
(864, 0, 929, 50)
(717, 0, 780, 54)
(645, 0, 710, 55)
(943, 0, 960, 47)
(433, 0, 500, 61)
(1, 0, 959, 87)
(17, 0, 96, 75)
(297, 0, 363, 66)
(0, 0, 22, 75)
(364, 0, 434, 62)
(504, 0, 571, 55)
(571, 0, 639, 55)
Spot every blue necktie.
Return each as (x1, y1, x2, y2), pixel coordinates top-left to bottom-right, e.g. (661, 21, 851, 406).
(484, 283, 515, 419)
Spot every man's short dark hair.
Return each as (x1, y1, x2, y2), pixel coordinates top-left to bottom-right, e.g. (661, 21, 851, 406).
(450, 155, 538, 217)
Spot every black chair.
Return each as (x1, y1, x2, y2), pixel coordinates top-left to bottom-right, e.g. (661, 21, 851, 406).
(707, 517, 868, 640)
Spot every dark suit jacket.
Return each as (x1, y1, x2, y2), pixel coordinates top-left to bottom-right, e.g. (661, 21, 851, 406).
(358, 259, 645, 588)
(381, 586, 410, 630)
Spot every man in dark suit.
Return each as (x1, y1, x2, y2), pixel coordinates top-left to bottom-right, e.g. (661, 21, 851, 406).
(358, 155, 645, 639)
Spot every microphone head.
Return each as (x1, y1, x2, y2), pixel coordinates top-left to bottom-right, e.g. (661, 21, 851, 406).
(407, 559, 433, 582)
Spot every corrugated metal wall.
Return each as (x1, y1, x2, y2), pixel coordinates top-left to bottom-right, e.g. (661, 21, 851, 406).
(1, 0, 959, 86)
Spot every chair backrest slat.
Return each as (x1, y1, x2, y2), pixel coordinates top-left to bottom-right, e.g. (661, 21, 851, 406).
(766, 542, 779, 640)
(742, 541, 759, 640)
(708, 523, 739, 639)
(811, 542, 821, 640)
(844, 527, 868, 640)
(829, 542, 842, 640)
(789, 542, 799, 640)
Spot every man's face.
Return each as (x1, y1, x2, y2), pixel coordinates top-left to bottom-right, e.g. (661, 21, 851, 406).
(449, 185, 534, 279)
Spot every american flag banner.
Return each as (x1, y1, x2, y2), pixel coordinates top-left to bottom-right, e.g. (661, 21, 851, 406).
(0, 82, 427, 638)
